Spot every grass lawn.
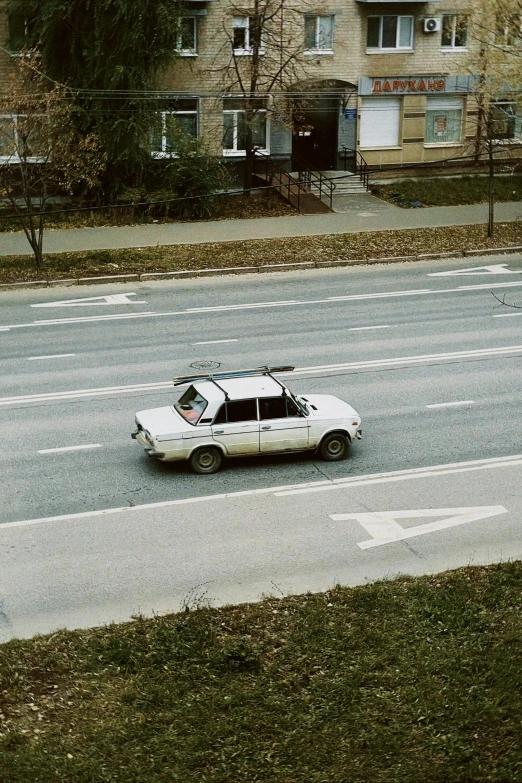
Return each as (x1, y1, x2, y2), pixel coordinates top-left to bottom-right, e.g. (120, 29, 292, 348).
(1, 562, 522, 782)
(373, 175, 522, 208)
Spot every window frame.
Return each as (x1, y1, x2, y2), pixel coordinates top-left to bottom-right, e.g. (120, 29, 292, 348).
(359, 97, 401, 150)
(424, 97, 464, 147)
(222, 107, 269, 156)
(8, 12, 36, 54)
(0, 114, 48, 163)
(490, 100, 521, 143)
(441, 14, 468, 50)
(212, 399, 258, 424)
(232, 16, 265, 55)
(304, 15, 334, 54)
(494, 15, 521, 47)
(366, 15, 414, 52)
(177, 16, 197, 56)
(150, 100, 199, 159)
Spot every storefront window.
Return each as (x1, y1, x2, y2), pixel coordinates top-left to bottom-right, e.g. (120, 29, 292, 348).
(490, 101, 520, 140)
(425, 97, 463, 144)
(360, 97, 400, 148)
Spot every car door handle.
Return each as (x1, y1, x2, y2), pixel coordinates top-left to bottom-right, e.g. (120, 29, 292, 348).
(214, 429, 225, 434)
(261, 425, 271, 430)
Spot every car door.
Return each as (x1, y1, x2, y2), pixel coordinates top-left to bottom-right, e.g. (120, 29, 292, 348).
(211, 399, 260, 455)
(258, 396, 310, 453)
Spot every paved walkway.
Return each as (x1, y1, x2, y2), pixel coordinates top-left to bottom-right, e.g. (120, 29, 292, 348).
(1, 200, 521, 256)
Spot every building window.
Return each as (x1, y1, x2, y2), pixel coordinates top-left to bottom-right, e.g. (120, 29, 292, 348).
(425, 97, 463, 144)
(232, 17, 263, 54)
(367, 16, 413, 51)
(490, 101, 521, 141)
(441, 14, 468, 49)
(359, 97, 400, 148)
(151, 100, 198, 158)
(304, 16, 334, 52)
(177, 17, 197, 55)
(0, 114, 47, 162)
(223, 99, 267, 155)
(495, 16, 521, 46)
(8, 13, 36, 52)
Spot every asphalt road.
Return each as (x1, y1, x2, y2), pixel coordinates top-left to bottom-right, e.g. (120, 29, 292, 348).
(1, 253, 521, 640)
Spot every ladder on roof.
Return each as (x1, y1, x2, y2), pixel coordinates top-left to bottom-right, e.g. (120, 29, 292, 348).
(172, 365, 295, 386)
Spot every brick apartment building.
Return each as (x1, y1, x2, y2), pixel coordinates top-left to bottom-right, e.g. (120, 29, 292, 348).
(0, 0, 519, 179)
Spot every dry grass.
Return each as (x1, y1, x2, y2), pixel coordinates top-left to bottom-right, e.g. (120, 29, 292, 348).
(1, 222, 521, 285)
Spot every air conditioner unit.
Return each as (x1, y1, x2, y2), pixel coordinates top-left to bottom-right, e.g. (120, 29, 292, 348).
(424, 17, 441, 33)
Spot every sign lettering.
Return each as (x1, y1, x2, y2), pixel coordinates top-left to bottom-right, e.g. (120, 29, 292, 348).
(372, 77, 446, 94)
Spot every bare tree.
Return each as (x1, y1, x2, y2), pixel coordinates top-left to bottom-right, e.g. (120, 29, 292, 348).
(0, 54, 105, 270)
(467, 0, 522, 235)
(211, 0, 311, 190)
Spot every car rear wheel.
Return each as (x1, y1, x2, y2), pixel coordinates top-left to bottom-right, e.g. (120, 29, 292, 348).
(190, 446, 223, 474)
(319, 432, 349, 462)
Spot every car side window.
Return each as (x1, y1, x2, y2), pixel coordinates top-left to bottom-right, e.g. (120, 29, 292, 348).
(259, 396, 288, 420)
(213, 404, 227, 424)
(213, 399, 257, 424)
(286, 398, 301, 417)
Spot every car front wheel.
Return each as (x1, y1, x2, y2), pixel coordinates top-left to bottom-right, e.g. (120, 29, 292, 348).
(190, 446, 223, 474)
(319, 432, 350, 462)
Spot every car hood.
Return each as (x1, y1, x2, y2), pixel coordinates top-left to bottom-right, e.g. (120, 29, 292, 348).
(135, 405, 193, 436)
(302, 394, 360, 421)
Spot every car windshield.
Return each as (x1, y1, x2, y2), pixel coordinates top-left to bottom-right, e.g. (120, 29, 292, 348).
(174, 386, 208, 425)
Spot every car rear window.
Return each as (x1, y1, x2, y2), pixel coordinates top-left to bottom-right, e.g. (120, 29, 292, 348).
(174, 386, 208, 425)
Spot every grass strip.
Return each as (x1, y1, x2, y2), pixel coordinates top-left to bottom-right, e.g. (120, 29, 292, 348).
(1, 562, 522, 782)
(373, 175, 522, 208)
(1, 222, 522, 285)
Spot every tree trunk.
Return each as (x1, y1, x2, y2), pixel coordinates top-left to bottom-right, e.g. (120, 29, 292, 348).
(487, 138, 494, 238)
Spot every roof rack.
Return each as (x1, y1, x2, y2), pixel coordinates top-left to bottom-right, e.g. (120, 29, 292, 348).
(173, 365, 295, 386)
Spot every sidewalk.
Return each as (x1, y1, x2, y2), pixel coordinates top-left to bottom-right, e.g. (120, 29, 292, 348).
(1, 200, 521, 256)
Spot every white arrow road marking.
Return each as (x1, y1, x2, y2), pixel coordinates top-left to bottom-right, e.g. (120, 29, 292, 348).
(31, 293, 147, 307)
(330, 506, 509, 549)
(429, 264, 522, 277)
(4, 280, 522, 332)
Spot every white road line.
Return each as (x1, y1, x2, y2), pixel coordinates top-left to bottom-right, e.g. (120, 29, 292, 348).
(27, 353, 75, 361)
(38, 444, 102, 454)
(348, 325, 391, 332)
(493, 312, 522, 318)
(1, 345, 521, 407)
(426, 400, 475, 409)
(1, 454, 520, 531)
(192, 339, 239, 345)
(275, 455, 522, 497)
(0, 327, 11, 332)
(3, 280, 522, 332)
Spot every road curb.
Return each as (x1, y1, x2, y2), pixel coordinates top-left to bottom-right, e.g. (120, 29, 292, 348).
(1, 246, 521, 290)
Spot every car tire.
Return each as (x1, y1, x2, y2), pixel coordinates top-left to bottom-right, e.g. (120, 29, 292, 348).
(190, 446, 223, 474)
(319, 432, 350, 462)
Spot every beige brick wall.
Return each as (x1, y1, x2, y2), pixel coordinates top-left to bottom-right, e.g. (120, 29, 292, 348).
(1, 0, 516, 167)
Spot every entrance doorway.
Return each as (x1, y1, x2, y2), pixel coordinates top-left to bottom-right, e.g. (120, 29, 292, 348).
(292, 97, 339, 170)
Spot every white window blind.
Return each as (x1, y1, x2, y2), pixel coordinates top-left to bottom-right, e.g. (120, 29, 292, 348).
(360, 97, 400, 148)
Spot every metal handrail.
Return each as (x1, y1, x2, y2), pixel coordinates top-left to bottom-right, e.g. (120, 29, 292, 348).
(341, 147, 370, 189)
(292, 155, 336, 210)
(253, 149, 309, 213)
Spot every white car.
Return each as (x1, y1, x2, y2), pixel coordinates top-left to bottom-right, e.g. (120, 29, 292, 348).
(131, 366, 362, 474)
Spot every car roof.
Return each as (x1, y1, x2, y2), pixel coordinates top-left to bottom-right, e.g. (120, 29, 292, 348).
(194, 375, 286, 402)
